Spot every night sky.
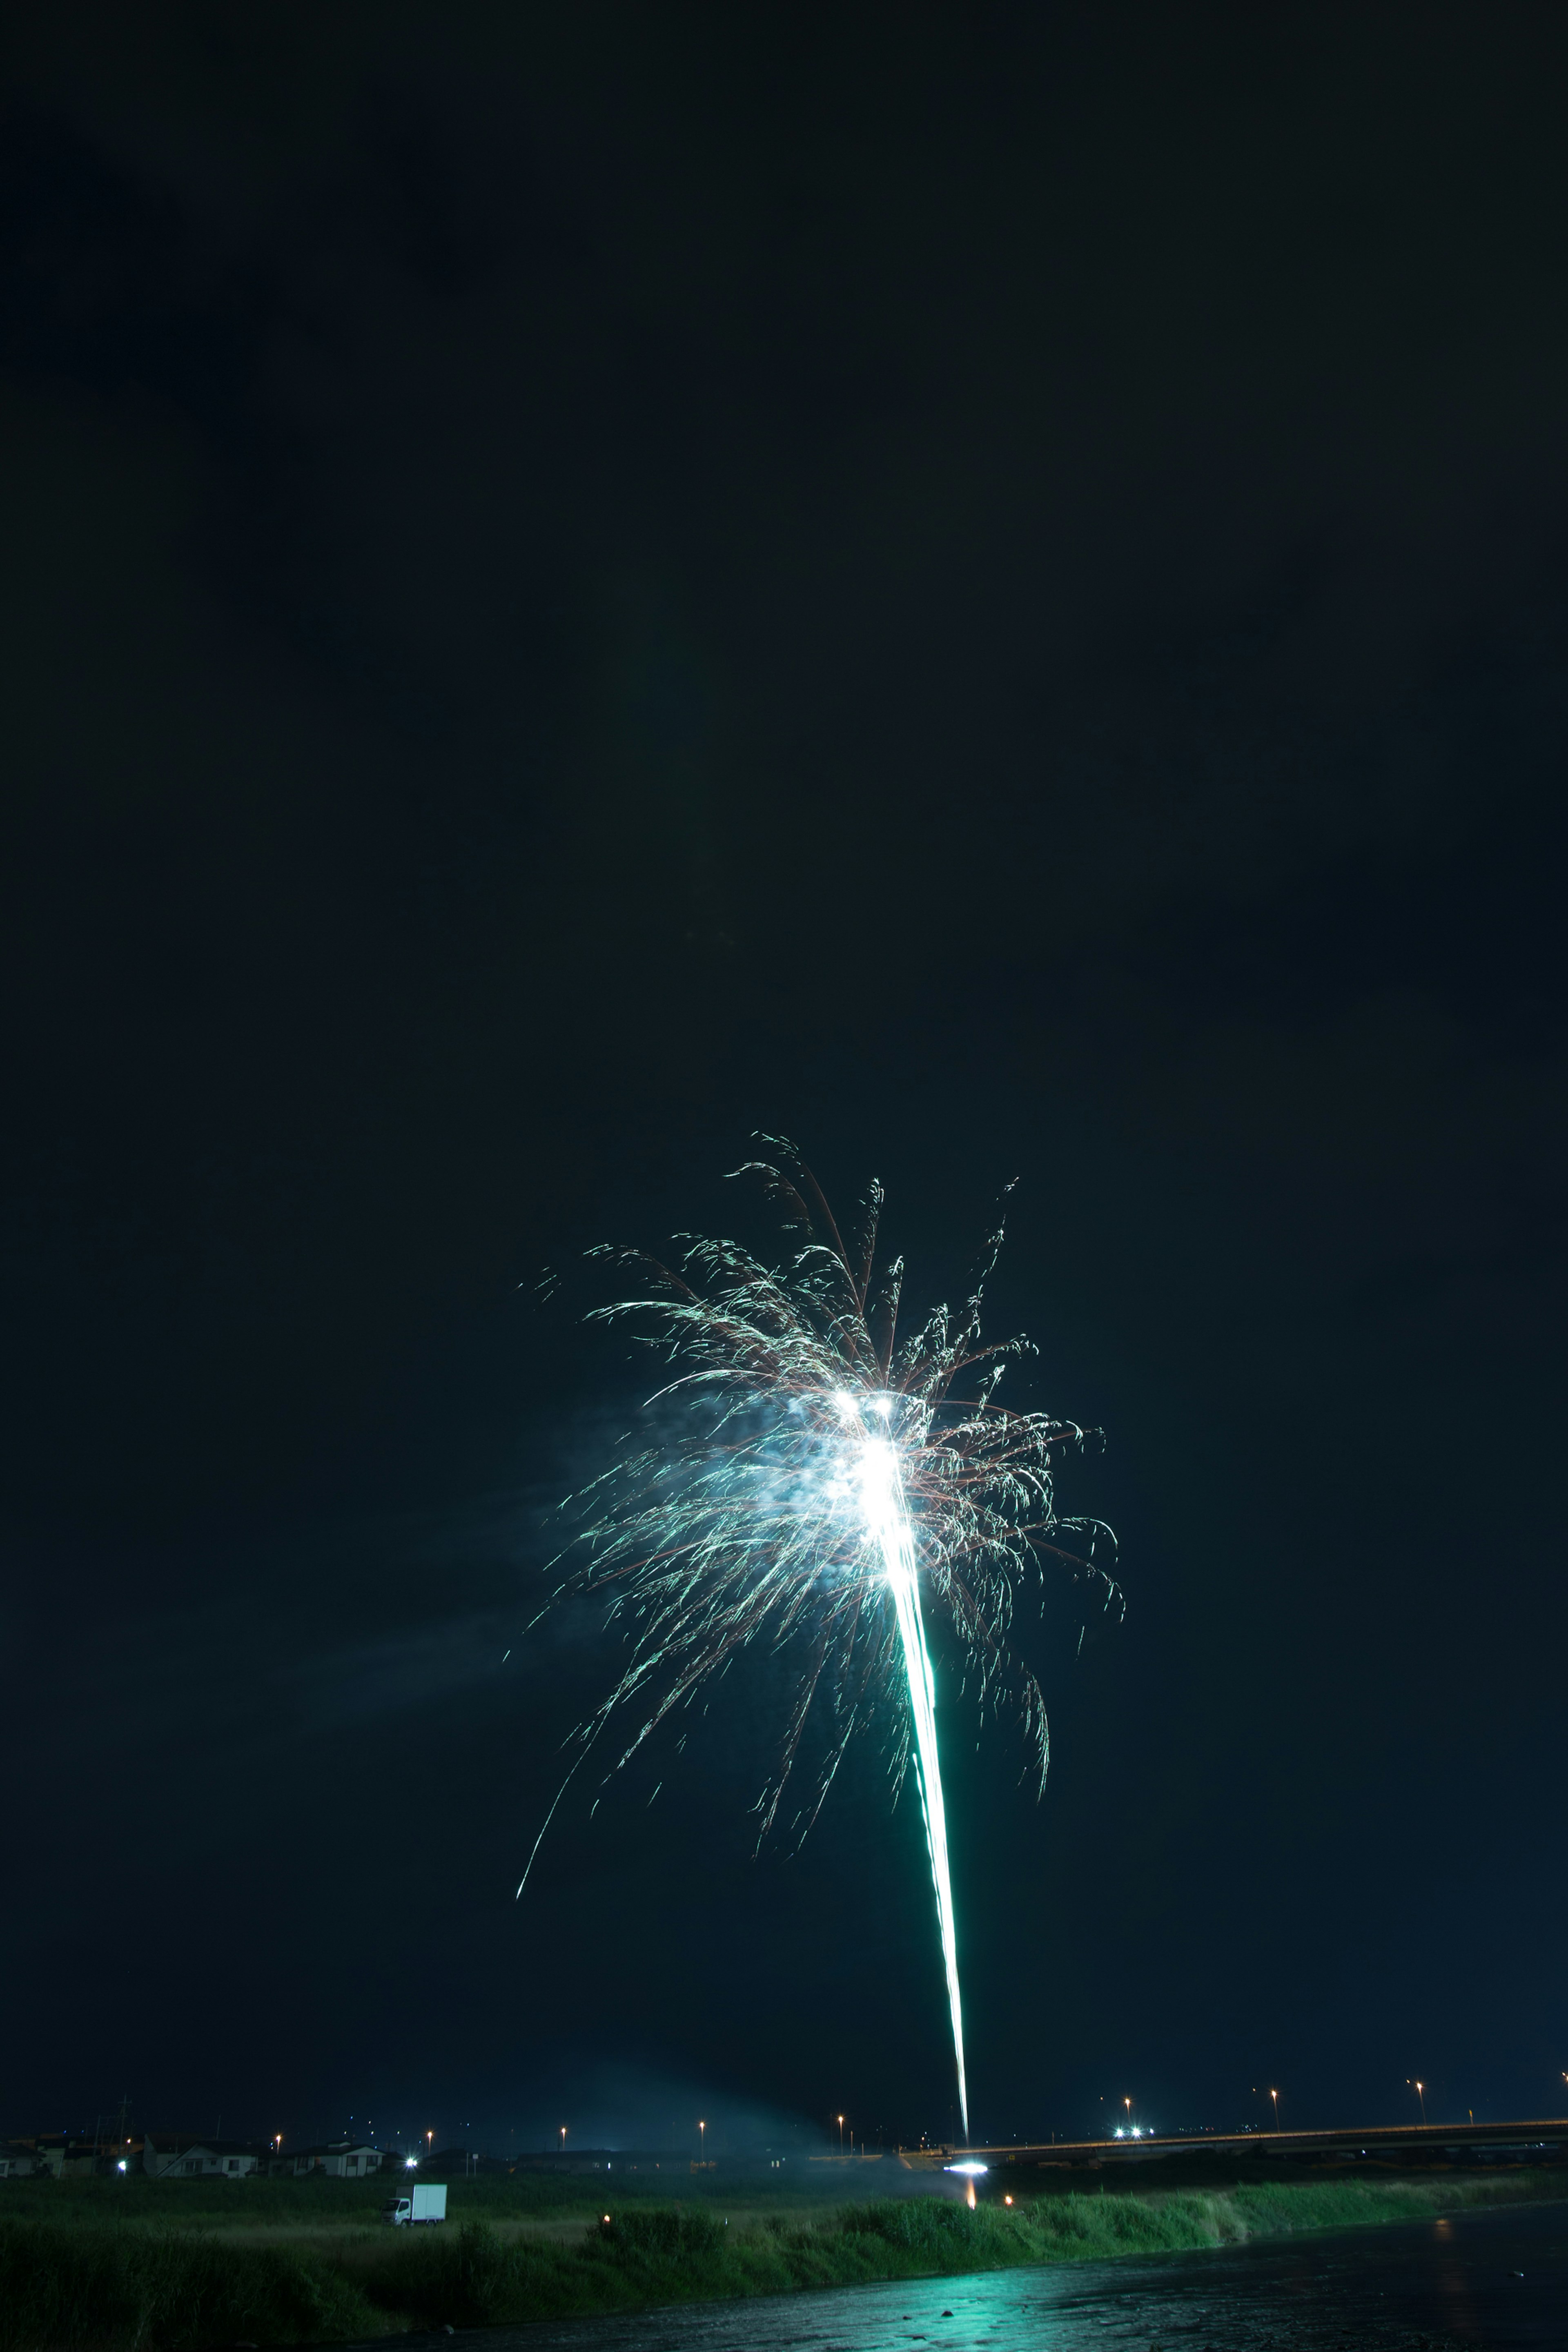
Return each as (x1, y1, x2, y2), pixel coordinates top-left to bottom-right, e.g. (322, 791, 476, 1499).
(4, 9, 1565, 2158)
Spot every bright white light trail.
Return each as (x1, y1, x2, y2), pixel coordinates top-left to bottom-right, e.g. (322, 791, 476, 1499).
(852, 1406, 967, 2136)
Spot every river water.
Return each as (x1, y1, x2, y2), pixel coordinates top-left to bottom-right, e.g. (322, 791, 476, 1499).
(366, 2201, 1568, 2352)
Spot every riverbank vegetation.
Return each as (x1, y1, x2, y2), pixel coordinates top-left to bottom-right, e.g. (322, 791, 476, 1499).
(0, 2167, 1559, 2348)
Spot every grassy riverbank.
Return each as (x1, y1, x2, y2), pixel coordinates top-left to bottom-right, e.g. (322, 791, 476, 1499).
(0, 2169, 1560, 2348)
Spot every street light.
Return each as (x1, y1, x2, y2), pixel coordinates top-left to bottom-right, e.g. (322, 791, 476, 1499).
(560, 2125, 568, 2154)
(698, 2120, 705, 2159)
(837, 2114, 844, 2157)
(1413, 2081, 1427, 2127)
(1270, 2090, 1279, 2133)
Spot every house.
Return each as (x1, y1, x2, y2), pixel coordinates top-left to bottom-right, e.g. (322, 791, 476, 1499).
(269, 2142, 385, 2179)
(12, 2137, 138, 2177)
(143, 2137, 263, 2180)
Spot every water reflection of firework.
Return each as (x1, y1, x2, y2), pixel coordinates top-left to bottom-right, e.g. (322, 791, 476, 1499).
(526, 1138, 1121, 2136)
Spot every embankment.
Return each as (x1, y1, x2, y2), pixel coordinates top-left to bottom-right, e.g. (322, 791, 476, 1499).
(0, 2169, 1560, 2349)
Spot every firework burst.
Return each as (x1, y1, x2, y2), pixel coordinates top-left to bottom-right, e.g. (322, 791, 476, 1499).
(525, 1138, 1120, 2136)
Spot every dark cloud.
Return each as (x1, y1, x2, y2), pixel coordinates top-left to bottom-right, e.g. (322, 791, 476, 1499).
(1, 5, 1564, 2149)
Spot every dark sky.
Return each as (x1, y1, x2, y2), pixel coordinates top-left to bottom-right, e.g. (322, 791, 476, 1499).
(4, 7, 1565, 2156)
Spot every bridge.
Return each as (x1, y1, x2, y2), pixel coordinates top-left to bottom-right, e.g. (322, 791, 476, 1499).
(896, 2117, 1568, 2170)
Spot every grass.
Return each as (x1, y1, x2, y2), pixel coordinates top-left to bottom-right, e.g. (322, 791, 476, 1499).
(0, 2165, 858, 2234)
(0, 2168, 1560, 2348)
(0, 2224, 379, 2351)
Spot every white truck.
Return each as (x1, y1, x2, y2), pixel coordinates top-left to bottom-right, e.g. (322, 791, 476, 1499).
(380, 2183, 447, 2226)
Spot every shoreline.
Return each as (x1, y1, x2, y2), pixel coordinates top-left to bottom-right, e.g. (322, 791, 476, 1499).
(1, 2167, 1564, 2348)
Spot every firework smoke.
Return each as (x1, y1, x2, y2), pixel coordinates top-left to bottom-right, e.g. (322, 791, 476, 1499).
(526, 1139, 1120, 2137)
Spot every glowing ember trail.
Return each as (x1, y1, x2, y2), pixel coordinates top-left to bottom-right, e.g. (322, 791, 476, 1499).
(524, 1139, 1120, 2132)
(852, 1406, 968, 2132)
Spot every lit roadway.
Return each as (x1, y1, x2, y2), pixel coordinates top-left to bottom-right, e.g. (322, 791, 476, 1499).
(897, 2117, 1568, 2170)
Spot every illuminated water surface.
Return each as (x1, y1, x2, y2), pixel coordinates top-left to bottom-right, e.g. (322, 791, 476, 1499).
(371, 2200, 1566, 2352)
